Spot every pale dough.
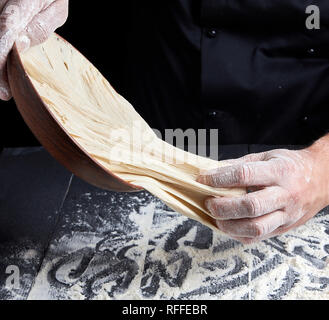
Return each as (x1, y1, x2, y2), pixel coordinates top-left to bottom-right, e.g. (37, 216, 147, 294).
(20, 34, 245, 232)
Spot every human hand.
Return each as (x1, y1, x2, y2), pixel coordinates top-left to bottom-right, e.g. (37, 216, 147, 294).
(0, 0, 69, 100)
(197, 142, 329, 244)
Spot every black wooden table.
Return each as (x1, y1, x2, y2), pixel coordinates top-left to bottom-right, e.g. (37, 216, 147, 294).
(0, 146, 328, 300)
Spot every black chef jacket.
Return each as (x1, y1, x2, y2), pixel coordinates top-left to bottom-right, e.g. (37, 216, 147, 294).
(118, 1, 329, 145)
(2, 1, 329, 149)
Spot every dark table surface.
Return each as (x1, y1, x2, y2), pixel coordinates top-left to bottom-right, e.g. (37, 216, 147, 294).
(0, 146, 328, 300)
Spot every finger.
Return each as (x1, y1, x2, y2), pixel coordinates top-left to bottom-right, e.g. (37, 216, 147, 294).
(216, 210, 285, 238)
(205, 186, 287, 220)
(200, 152, 267, 172)
(230, 214, 301, 244)
(231, 226, 285, 244)
(221, 152, 268, 166)
(0, 1, 19, 99)
(230, 236, 262, 245)
(197, 160, 278, 188)
(0, 0, 51, 61)
(0, 64, 10, 100)
(199, 152, 267, 175)
(16, 0, 69, 52)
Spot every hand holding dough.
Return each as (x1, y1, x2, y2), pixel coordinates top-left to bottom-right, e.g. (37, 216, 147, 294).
(198, 148, 329, 242)
(0, 0, 69, 100)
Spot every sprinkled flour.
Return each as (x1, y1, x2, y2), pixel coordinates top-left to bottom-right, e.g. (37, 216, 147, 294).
(23, 189, 328, 300)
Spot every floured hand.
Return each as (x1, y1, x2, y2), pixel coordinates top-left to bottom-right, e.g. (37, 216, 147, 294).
(0, 0, 69, 100)
(197, 138, 329, 244)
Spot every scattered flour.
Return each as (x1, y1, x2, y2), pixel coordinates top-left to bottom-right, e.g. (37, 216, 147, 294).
(22, 191, 329, 300)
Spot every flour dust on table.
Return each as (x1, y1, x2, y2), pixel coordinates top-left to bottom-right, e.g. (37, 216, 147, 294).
(27, 189, 329, 300)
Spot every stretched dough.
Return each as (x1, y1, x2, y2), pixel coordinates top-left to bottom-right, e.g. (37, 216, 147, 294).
(20, 34, 245, 232)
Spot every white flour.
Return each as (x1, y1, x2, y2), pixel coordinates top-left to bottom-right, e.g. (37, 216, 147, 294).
(25, 191, 329, 300)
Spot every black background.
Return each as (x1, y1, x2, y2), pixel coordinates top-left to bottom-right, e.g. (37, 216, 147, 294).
(0, 2, 130, 151)
(2, 2, 328, 150)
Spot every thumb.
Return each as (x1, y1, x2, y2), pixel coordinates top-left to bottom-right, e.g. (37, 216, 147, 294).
(16, 0, 69, 52)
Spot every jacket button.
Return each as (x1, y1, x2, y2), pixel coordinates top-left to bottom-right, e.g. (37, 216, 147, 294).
(208, 111, 218, 117)
(206, 29, 218, 38)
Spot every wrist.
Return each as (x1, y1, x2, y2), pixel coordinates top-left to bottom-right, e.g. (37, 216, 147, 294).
(306, 135, 329, 207)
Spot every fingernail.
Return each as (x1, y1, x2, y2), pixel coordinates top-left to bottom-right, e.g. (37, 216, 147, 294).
(196, 175, 206, 184)
(16, 35, 31, 53)
(197, 169, 211, 184)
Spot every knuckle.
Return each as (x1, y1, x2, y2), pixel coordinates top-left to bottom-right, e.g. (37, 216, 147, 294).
(269, 159, 289, 180)
(32, 22, 50, 43)
(238, 164, 252, 184)
(243, 196, 261, 217)
(276, 164, 286, 178)
(281, 160, 295, 174)
(287, 188, 300, 206)
(259, 151, 270, 161)
(38, 23, 49, 40)
(211, 199, 236, 219)
(250, 221, 265, 238)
